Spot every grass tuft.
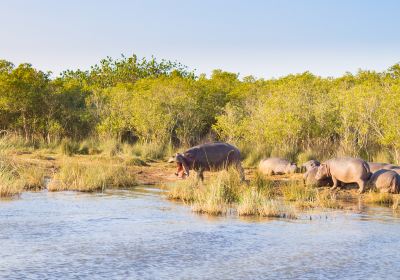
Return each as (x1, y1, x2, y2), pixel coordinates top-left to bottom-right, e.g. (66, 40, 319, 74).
(0, 157, 24, 197)
(364, 191, 394, 205)
(48, 160, 136, 192)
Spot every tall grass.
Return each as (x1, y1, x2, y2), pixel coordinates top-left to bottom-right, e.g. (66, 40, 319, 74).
(237, 188, 297, 218)
(191, 182, 229, 215)
(167, 176, 198, 202)
(0, 157, 24, 197)
(48, 160, 136, 192)
(18, 165, 46, 190)
(363, 191, 394, 206)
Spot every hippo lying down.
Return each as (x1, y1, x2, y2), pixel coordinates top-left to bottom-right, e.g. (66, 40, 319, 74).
(168, 142, 245, 181)
(315, 157, 371, 193)
(258, 157, 298, 176)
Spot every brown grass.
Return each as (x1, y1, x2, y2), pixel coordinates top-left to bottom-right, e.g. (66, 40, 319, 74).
(48, 159, 136, 192)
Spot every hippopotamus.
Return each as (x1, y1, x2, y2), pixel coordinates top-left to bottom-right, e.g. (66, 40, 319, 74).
(315, 157, 371, 193)
(368, 162, 400, 173)
(168, 142, 245, 181)
(258, 157, 298, 176)
(303, 167, 333, 187)
(368, 169, 400, 193)
(301, 160, 321, 172)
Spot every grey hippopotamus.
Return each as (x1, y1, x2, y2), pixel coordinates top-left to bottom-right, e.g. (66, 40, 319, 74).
(368, 169, 400, 193)
(258, 157, 298, 176)
(368, 162, 400, 173)
(315, 157, 371, 193)
(168, 142, 245, 181)
(301, 160, 321, 172)
(303, 167, 333, 187)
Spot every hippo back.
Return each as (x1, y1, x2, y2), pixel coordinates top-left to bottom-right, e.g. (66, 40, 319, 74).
(184, 142, 241, 170)
(369, 169, 400, 193)
(327, 157, 371, 183)
(259, 157, 292, 175)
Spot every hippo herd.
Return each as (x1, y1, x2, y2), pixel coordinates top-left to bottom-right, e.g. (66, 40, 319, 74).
(168, 142, 400, 194)
(260, 156, 400, 194)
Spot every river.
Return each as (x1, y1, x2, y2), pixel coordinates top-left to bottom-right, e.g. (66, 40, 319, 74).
(0, 186, 400, 279)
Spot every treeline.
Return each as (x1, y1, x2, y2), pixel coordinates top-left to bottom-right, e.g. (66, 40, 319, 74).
(1, 54, 400, 162)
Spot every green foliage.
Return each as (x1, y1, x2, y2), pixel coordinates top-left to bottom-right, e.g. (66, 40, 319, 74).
(2, 55, 400, 163)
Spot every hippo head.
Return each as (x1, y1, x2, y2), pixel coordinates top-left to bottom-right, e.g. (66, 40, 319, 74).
(315, 164, 328, 180)
(286, 163, 298, 174)
(168, 153, 190, 179)
(301, 160, 320, 172)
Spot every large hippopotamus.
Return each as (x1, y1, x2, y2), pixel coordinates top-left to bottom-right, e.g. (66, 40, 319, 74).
(368, 162, 400, 173)
(303, 167, 333, 187)
(168, 142, 244, 181)
(301, 160, 321, 172)
(258, 157, 298, 176)
(368, 169, 400, 194)
(315, 157, 371, 193)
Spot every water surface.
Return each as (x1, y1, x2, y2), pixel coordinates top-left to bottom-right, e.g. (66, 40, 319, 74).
(1, 187, 400, 279)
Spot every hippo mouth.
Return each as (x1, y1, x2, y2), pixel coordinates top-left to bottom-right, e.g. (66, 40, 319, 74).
(175, 163, 188, 179)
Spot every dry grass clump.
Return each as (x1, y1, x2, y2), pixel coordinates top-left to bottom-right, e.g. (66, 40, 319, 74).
(0, 157, 24, 197)
(169, 168, 245, 215)
(191, 183, 229, 215)
(282, 181, 317, 202)
(315, 191, 343, 209)
(237, 188, 297, 218)
(167, 176, 198, 202)
(251, 171, 279, 198)
(363, 191, 394, 206)
(18, 165, 46, 190)
(48, 160, 136, 192)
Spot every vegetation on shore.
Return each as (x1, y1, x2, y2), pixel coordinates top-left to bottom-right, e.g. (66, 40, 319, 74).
(166, 168, 345, 218)
(1, 55, 400, 166)
(47, 159, 136, 192)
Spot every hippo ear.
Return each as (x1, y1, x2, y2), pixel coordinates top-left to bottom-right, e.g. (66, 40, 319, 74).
(184, 152, 193, 158)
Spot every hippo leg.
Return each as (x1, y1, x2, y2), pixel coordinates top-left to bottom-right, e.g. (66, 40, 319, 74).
(196, 169, 204, 181)
(357, 180, 366, 194)
(330, 177, 339, 191)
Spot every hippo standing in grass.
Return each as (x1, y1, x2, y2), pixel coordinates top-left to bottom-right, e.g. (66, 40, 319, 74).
(315, 157, 371, 193)
(168, 142, 245, 181)
(368, 162, 400, 173)
(368, 169, 400, 194)
(258, 157, 298, 176)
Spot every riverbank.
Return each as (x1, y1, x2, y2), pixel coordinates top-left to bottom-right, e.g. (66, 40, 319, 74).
(1, 149, 399, 216)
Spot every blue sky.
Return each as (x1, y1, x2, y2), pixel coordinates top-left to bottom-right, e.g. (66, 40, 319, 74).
(1, 0, 399, 78)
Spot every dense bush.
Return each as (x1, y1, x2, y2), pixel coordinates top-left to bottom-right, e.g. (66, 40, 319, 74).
(1, 55, 400, 162)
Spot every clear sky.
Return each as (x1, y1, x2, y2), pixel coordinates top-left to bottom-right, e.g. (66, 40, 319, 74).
(1, 0, 399, 78)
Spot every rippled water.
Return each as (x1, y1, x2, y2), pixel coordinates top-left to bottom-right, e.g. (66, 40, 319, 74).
(1, 187, 400, 280)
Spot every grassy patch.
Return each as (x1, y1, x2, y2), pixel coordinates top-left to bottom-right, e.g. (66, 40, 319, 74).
(48, 160, 136, 192)
(282, 181, 317, 202)
(18, 165, 46, 190)
(167, 177, 198, 202)
(0, 157, 24, 197)
(237, 189, 296, 218)
(364, 191, 394, 206)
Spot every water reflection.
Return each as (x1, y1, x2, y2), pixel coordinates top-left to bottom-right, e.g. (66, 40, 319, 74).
(0, 187, 399, 279)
